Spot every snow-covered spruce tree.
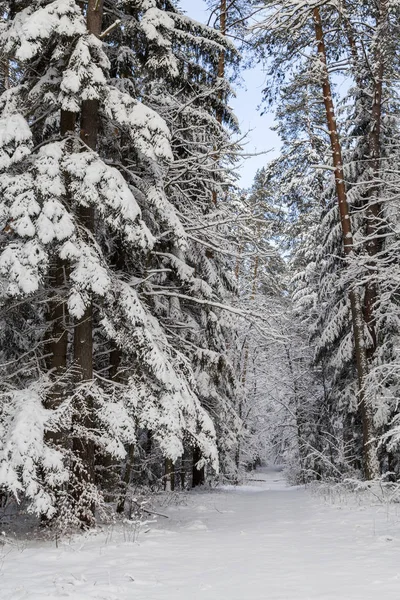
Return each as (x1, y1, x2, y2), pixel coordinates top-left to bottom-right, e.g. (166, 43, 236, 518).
(104, 0, 244, 489)
(291, 184, 366, 478)
(0, 0, 242, 526)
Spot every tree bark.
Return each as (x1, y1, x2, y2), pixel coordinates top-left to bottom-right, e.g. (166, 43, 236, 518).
(215, 0, 227, 125)
(164, 458, 175, 492)
(116, 444, 135, 514)
(41, 110, 76, 525)
(72, 0, 104, 526)
(192, 446, 205, 487)
(363, 0, 387, 360)
(44, 111, 75, 420)
(313, 7, 379, 480)
(212, 0, 227, 207)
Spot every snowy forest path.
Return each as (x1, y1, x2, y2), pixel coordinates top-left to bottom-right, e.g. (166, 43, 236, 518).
(2, 468, 400, 599)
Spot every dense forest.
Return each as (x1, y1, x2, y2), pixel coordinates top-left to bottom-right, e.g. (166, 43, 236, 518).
(0, 0, 399, 532)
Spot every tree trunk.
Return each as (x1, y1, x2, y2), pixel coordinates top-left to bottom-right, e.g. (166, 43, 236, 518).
(72, 0, 104, 526)
(216, 0, 227, 124)
(45, 258, 68, 418)
(212, 0, 227, 206)
(192, 446, 205, 487)
(44, 110, 76, 420)
(116, 444, 135, 514)
(164, 458, 175, 492)
(313, 7, 379, 480)
(363, 0, 387, 360)
(41, 111, 76, 525)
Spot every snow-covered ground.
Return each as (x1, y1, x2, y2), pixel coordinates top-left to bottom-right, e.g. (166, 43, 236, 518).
(2, 468, 400, 599)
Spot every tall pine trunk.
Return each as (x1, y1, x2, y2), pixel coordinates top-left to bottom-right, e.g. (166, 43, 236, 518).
(313, 7, 379, 480)
(216, 0, 227, 124)
(363, 0, 387, 360)
(41, 111, 76, 524)
(72, 0, 104, 525)
(212, 0, 227, 207)
(45, 110, 76, 421)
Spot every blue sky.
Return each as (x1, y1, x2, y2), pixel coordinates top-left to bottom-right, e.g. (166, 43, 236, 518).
(178, 0, 281, 188)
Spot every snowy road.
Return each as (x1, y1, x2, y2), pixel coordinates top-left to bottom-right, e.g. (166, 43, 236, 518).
(2, 469, 400, 599)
